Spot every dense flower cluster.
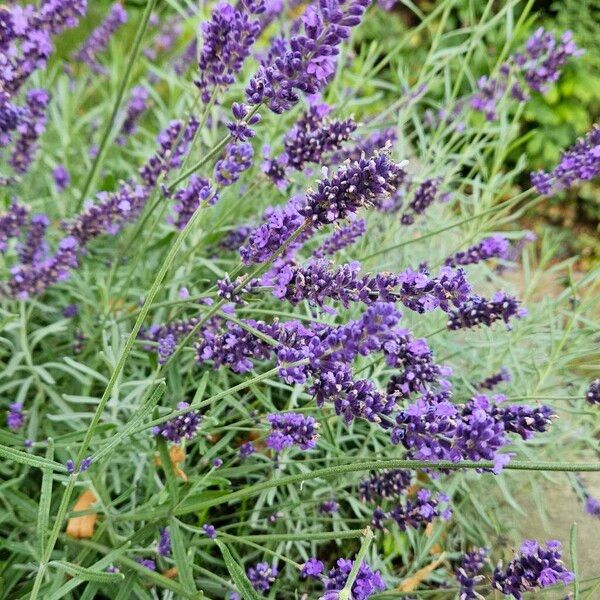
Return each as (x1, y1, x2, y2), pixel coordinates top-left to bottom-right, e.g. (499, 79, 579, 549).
(6, 402, 25, 430)
(282, 103, 357, 172)
(270, 260, 470, 314)
(358, 469, 412, 502)
(0, 203, 29, 252)
(247, 562, 278, 592)
(266, 412, 319, 451)
(445, 235, 510, 267)
(492, 540, 574, 599)
(531, 125, 600, 195)
(400, 178, 442, 225)
(157, 528, 171, 557)
(246, 0, 371, 113)
(139, 118, 199, 186)
(455, 548, 488, 600)
(392, 394, 553, 472)
(117, 86, 149, 145)
(171, 175, 218, 229)
(151, 402, 202, 443)
(214, 142, 254, 186)
(586, 379, 600, 405)
(477, 367, 511, 390)
(195, 1, 262, 102)
(314, 218, 366, 258)
(10, 88, 50, 174)
(471, 28, 580, 121)
(370, 488, 452, 530)
(72, 3, 127, 73)
(301, 557, 325, 579)
(447, 292, 526, 330)
(324, 559, 385, 599)
(18, 213, 49, 264)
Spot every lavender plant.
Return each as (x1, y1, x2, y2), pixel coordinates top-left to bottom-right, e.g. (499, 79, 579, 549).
(0, 0, 599, 599)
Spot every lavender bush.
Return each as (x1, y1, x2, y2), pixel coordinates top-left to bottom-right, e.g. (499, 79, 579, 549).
(0, 0, 599, 598)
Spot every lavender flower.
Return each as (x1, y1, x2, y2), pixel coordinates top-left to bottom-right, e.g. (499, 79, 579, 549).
(157, 334, 176, 365)
(492, 540, 574, 599)
(266, 412, 319, 451)
(282, 104, 357, 172)
(447, 292, 526, 330)
(136, 558, 156, 571)
(585, 496, 600, 517)
(213, 457, 223, 468)
(372, 489, 451, 531)
(302, 558, 324, 579)
(53, 164, 70, 190)
(477, 367, 511, 390)
(471, 76, 505, 121)
(239, 197, 305, 265)
(358, 470, 412, 502)
(214, 142, 254, 186)
(0, 202, 29, 252)
(314, 219, 366, 258)
(62, 303, 79, 318)
(445, 235, 510, 267)
(73, 3, 127, 73)
(400, 178, 442, 225)
(247, 562, 278, 592)
(331, 128, 397, 165)
(10, 88, 50, 174)
(246, 0, 370, 113)
(531, 125, 600, 195)
(320, 500, 339, 514)
(66, 182, 150, 246)
(171, 176, 218, 229)
(152, 402, 201, 443)
(80, 456, 92, 471)
(7, 402, 25, 430)
(117, 86, 148, 145)
(239, 441, 255, 458)
(515, 28, 582, 93)
(157, 528, 171, 556)
(139, 118, 199, 186)
(325, 559, 385, 600)
(202, 524, 217, 539)
(195, 1, 261, 102)
(8, 235, 79, 299)
(300, 151, 407, 228)
(455, 548, 488, 600)
(586, 379, 600, 405)
(18, 213, 49, 264)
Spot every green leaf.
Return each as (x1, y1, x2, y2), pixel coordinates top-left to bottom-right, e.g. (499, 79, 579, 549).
(37, 439, 55, 555)
(48, 561, 124, 583)
(170, 518, 197, 594)
(215, 539, 262, 600)
(0, 443, 67, 473)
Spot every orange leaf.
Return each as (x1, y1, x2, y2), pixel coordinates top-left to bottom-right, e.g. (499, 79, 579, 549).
(66, 490, 98, 539)
(397, 554, 445, 592)
(155, 445, 188, 481)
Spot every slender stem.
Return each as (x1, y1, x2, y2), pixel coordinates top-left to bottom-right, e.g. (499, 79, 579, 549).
(74, 0, 157, 211)
(339, 528, 373, 600)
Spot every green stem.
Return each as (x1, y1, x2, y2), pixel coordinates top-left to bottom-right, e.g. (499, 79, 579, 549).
(75, 0, 157, 211)
(339, 528, 373, 600)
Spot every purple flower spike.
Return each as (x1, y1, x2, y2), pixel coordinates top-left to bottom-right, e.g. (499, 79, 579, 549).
(477, 367, 511, 390)
(493, 540, 574, 598)
(0, 202, 29, 252)
(314, 219, 366, 258)
(325, 559, 385, 600)
(157, 528, 171, 556)
(18, 213, 49, 264)
(455, 548, 488, 600)
(7, 402, 25, 431)
(266, 412, 319, 451)
(302, 558, 324, 578)
(531, 125, 600, 195)
(53, 165, 70, 190)
(445, 235, 510, 267)
(117, 86, 148, 145)
(73, 3, 127, 73)
(586, 379, 600, 405)
(447, 292, 526, 330)
(195, 1, 261, 102)
(247, 562, 278, 592)
(214, 142, 254, 186)
(152, 402, 202, 443)
(172, 176, 218, 229)
(202, 524, 217, 539)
